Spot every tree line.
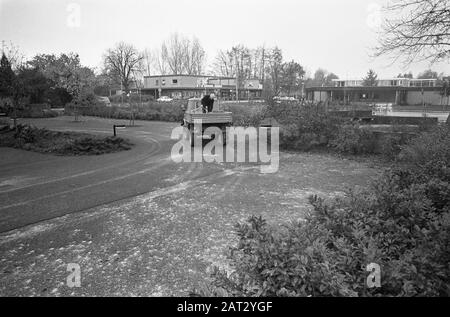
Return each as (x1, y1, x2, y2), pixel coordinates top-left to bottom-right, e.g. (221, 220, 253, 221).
(2, 0, 450, 112)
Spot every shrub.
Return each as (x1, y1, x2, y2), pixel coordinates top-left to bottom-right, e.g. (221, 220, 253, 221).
(0, 97, 13, 115)
(15, 103, 54, 118)
(206, 181, 449, 297)
(221, 103, 266, 127)
(377, 133, 413, 160)
(203, 124, 450, 297)
(61, 136, 132, 155)
(0, 124, 133, 155)
(394, 124, 450, 210)
(274, 104, 343, 151)
(108, 94, 154, 103)
(330, 124, 378, 155)
(74, 101, 185, 123)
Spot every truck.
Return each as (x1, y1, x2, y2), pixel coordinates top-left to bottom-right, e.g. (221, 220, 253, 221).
(182, 98, 233, 146)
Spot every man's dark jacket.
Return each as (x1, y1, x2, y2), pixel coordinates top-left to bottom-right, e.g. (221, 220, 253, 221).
(201, 95, 214, 113)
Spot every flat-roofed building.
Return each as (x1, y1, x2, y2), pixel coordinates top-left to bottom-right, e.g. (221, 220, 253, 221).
(142, 74, 263, 100)
(306, 78, 446, 106)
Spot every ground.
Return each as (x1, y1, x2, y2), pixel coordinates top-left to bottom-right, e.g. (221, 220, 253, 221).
(0, 116, 382, 296)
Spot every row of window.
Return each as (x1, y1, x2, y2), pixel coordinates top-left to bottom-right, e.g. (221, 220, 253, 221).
(155, 79, 178, 86)
(334, 80, 436, 87)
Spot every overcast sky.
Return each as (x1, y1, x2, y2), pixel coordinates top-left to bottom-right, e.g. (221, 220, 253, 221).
(1, 0, 449, 78)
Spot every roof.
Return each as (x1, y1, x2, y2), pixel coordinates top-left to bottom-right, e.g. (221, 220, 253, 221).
(305, 86, 442, 92)
(144, 74, 235, 79)
(332, 78, 438, 81)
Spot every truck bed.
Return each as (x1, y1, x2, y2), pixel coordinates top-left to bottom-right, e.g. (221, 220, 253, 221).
(184, 111, 233, 124)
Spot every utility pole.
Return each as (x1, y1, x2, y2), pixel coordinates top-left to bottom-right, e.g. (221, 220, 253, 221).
(235, 53, 239, 102)
(120, 81, 123, 106)
(261, 46, 265, 95)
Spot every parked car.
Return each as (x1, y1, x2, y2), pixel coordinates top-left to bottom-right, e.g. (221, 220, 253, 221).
(273, 96, 299, 103)
(96, 96, 111, 107)
(157, 96, 173, 102)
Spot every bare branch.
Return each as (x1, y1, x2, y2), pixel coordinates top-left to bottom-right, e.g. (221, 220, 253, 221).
(374, 0, 450, 65)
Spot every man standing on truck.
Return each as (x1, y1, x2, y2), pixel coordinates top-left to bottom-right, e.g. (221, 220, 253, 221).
(201, 93, 216, 113)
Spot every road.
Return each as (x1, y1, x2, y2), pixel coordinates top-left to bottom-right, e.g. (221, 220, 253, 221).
(0, 116, 380, 296)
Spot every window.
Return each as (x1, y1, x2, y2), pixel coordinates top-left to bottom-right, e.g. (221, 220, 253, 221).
(155, 79, 159, 85)
(172, 79, 178, 84)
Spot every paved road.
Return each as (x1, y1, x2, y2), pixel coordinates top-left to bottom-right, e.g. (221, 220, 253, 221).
(0, 116, 380, 296)
(0, 117, 218, 233)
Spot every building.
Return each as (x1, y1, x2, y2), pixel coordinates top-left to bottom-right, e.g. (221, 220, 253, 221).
(108, 80, 140, 96)
(305, 78, 447, 106)
(142, 74, 263, 100)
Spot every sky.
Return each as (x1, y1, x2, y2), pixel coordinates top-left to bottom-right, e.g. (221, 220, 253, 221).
(1, 0, 449, 79)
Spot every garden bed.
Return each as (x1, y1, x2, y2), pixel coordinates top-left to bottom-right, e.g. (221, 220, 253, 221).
(0, 124, 133, 155)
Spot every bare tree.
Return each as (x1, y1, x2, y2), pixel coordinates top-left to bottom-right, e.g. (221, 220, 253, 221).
(1, 41, 25, 71)
(417, 69, 440, 79)
(215, 45, 253, 85)
(153, 48, 169, 75)
(375, 0, 450, 64)
(182, 37, 206, 75)
(161, 33, 185, 75)
(212, 49, 236, 77)
(212, 45, 269, 82)
(252, 47, 265, 80)
(103, 42, 144, 92)
(280, 60, 305, 95)
(266, 47, 283, 96)
(160, 33, 206, 75)
(231, 45, 250, 87)
(142, 48, 154, 76)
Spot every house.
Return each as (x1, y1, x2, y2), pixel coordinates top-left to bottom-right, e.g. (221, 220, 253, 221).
(305, 78, 447, 106)
(142, 74, 263, 100)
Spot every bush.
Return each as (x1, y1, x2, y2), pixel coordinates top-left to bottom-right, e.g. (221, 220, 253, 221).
(222, 104, 266, 127)
(73, 100, 185, 123)
(108, 94, 154, 103)
(274, 104, 343, 151)
(395, 124, 450, 210)
(0, 124, 133, 155)
(330, 124, 378, 155)
(377, 133, 412, 160)
(61, 136, 132, 155)
(14, 103, 57, 118)
(0, 97, 13, 115)
(202, 125, 450, 297)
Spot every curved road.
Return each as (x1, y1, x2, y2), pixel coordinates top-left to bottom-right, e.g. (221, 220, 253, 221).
(0, 117, 223, 233)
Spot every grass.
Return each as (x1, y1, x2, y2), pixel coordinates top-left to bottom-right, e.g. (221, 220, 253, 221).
(0, 124, 133, 155)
